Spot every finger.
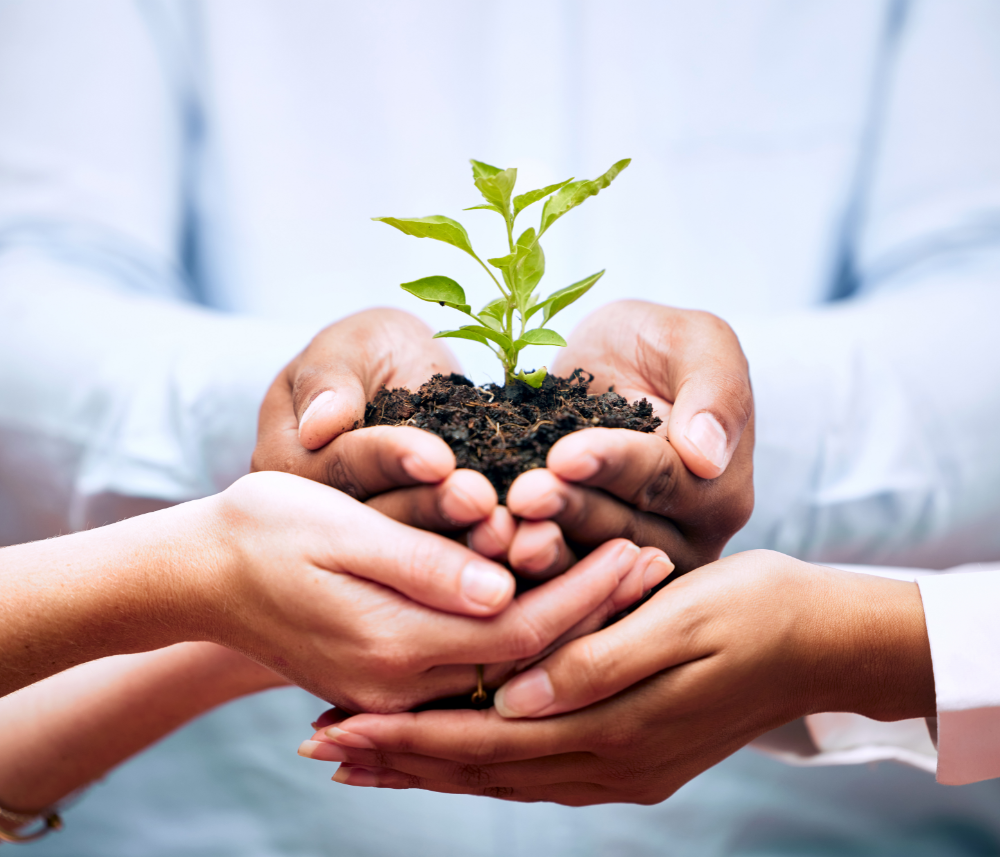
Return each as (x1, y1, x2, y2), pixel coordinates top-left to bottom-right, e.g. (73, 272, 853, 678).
(467, 506, 516, 560)
(507, 520, 577, 580)
(434, 539, 643, 664)
(298, 735, 596, 790)
(495, 582, 704, 719)
(255, 413, 456, 500)
(545, 430, 753, 548)
(508, 546, 673, 676)
(507, 467, 704, 569)
(658, 312, 752, 479)
(334, 501, 516, 616)
(292, 309, 459, 450)
(330, 764, 613, 805)
(366, 470, 497, 531)
(322, 707, 585, 763)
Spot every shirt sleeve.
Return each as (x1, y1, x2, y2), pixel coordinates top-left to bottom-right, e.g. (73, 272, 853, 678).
(917, 569, 1000, 785)
(727, 0, 1000, 567)
(0, 0, 315, 545)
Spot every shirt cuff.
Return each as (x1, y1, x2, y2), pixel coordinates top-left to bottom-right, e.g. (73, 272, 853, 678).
(918, 569, 1000, 785)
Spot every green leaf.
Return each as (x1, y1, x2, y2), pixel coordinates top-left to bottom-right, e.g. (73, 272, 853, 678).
(463, 203, 504, 215)
(516, 240, 545, 302)
(525, 269, 605, 322)
(372, 215, 476, 257)
(487, 252, 516, 269)
(400, 275, 467, 307)
(514, 328, 567, 348)
(434, 328, 489, 346)
(538, 159, 631, 235)
(460, 325, 513, 351)
(512, 178, 573, 218)
(516, 366, 548, 388)
(478, 314, 503, 333)
(470, 159, 503, 180)
(480, 297, 507, 320)
(516, 227, 536, 248)
(474, 167, 517, 214)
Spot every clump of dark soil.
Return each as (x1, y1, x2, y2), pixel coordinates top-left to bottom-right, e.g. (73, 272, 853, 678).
(365, 369, 661, 502)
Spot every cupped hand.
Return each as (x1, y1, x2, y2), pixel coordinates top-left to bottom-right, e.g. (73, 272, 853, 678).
(504, 299, 755, 577)
(299, 550, 934, 804)
(252, 307, 461, 500)
(183, 471, 671, 712)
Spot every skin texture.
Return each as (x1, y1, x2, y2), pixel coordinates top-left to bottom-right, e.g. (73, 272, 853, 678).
(503, 299, 755, 578)
(0, 470, 670, 710)
(0, 643, 285, 815)
(300, 551, 935, 806)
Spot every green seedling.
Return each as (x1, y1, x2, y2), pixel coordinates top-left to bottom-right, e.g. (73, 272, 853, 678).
(374, 158, 630, 388)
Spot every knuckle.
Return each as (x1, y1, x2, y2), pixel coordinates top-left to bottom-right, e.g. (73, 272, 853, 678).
(482, 786, 515, 799)
(402, 537, 447, 596)
(455, 763, 493, 787)
(641, 454, 681, 513)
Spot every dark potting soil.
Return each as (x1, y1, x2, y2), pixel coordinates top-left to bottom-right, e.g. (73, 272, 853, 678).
(364, 369, 661, 502)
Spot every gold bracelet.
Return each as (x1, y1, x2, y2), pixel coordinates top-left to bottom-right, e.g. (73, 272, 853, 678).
(0, 802, 63, 845)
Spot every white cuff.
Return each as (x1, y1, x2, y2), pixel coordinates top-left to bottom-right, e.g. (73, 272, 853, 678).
(918, 569, 1000, 785)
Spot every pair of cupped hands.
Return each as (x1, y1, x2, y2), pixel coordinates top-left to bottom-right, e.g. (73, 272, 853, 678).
(222, 297, 816, 807)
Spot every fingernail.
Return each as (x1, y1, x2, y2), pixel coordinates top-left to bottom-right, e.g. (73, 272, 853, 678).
(298, 740, 349, 762)
(298, 390, 336, 435)
(401, 453, 438, 483)
(461, 562, 512, 609)
(685, 412, 728, 472)
(567, 451, 600, 480)
(325, 726, 376, 749)
(520, 490, 566, 519)
(643, 555, 675, 591)
(494, 668, 555, 718)
(333, 764, 381, 787)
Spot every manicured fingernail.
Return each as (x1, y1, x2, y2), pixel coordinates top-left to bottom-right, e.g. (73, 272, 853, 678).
(461, 562, 512, 609)
(685, 412, 728, 472)
(494, 668, 555, 718)
(324, 726, 376, 749)
(333, 764, 381, 787)
(643, 555, 675, 591)
(298, 740, 349, 762)
(299, 390, 336, 435)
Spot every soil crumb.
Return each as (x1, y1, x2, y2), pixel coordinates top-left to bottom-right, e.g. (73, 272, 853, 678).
(364, 369, 661, 502)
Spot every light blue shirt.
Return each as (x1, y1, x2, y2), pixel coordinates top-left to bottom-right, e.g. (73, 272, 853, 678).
(2, 0, 1000, 854)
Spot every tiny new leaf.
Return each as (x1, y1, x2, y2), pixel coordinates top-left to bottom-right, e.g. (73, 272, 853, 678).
(516, 366, 548, 388)
(539, 159, 631, 235)
(372, 215, 477, 257)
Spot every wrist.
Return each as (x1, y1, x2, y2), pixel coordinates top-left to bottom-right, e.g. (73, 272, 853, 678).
(810, 570, 936, 722)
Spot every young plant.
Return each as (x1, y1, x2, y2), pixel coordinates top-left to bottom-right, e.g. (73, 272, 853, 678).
(373, 158, 630, 387)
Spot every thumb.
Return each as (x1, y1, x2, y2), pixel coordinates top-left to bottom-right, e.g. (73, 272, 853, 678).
(493, 586, 694, 718)
(296, 373, 368, 451)
(293, 308, 457, 451)
(664, 317, 753, 480)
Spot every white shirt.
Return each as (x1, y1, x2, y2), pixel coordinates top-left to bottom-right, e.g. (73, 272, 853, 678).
(2, 1, 1000, 853)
